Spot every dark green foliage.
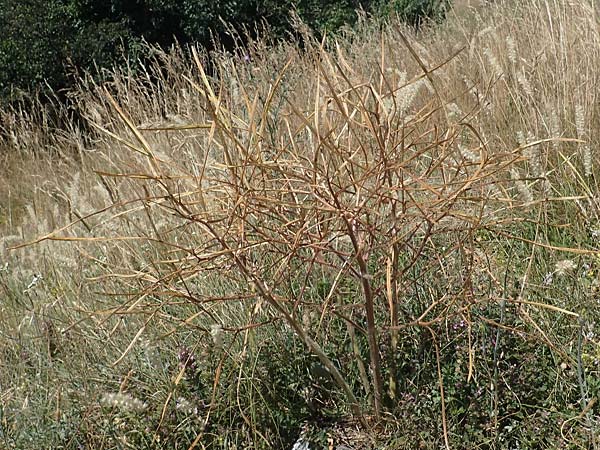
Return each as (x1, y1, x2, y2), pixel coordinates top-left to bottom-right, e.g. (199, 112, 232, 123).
(0, 0, 449, 104)
(284, 0, 369, 34)
(0, 1, 76, 100)
(377, 0, 450, 27)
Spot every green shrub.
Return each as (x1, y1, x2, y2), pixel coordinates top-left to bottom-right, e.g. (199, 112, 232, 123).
(0, 0, 450, 104)
(377, 0, 449, 27)
(0, 0, 76, 100)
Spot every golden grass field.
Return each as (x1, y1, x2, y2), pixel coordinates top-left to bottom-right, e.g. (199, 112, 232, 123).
(1, 0, 600, 448)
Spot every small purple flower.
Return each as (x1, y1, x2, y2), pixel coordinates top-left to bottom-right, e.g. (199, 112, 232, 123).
(178, 347, 198, 379)
(452, 319, 467, 331)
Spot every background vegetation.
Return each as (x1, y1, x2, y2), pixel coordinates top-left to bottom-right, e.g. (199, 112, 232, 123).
(1, 0, 600, 449)
(0, 0, 449, 103)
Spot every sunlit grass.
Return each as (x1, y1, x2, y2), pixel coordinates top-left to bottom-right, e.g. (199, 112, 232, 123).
(1, 1, 600, 448)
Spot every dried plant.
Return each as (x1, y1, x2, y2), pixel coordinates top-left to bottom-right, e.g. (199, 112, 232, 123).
(49, 34, 528, 436)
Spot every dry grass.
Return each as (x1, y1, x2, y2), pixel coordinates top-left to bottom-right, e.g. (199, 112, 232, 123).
(2, 0, 600, 448)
